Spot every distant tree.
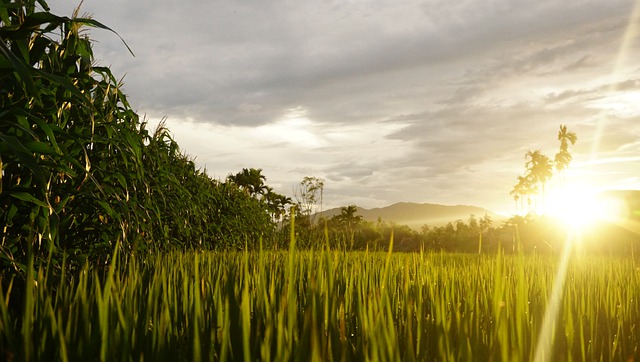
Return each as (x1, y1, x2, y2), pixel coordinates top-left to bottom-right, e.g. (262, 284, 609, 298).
(336, 205, 363, 226)
(509, 183, 522, 214)
(468, 215, 479, 231)
(478, 214, 493, 254)
(511, 175, 536, 214)
(554, 124, 577, 186)
(227, 168, 268, 197)
(509, 124, 578, 218)
(262, 187, 292, 223)
(294, 176, 325, 223)
(330, 205, 364, 249)
(525, 150, 553, 213)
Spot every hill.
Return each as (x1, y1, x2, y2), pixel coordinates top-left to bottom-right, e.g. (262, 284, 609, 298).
(316, 202, 505, 229)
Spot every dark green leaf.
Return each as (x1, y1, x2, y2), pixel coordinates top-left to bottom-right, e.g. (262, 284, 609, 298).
(0, 132, 45, 183)
(70, 17, 135, 57)
(24, 140, 55, 154)
(10, 191, 49, 208)
(0, 40, 39, 99)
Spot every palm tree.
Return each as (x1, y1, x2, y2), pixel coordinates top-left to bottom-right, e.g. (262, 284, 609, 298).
(263, 187, 292, 223)
(525, 150, 553, 213)
(509, 185, 521, 215)
(510, 175, 531, 215)
(554, 124, 577, 186)
(519, 175, 536, 214)
(246, 168, 268, 196)
(557, 124, 577, 151)
(339, 205, 363, 227)
(228, 168, 268, 197)
(335, 205, 363, 250)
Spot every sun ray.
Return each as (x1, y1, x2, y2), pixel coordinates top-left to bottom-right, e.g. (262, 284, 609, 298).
(590, 0, 640, 161)
(533, 231, 575, 362)
(534, 2, 640, 360)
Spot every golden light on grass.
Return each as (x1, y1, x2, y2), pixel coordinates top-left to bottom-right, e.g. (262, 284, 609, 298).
(534, 186, 632, 361)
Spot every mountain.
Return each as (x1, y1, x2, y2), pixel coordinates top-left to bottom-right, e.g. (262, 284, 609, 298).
(316, 202, 505, 229)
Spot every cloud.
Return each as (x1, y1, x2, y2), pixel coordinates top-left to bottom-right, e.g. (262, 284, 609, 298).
(46, 0, 640, 212)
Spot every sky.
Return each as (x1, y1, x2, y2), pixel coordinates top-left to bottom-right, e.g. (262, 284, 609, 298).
(49, 0, 640, 214)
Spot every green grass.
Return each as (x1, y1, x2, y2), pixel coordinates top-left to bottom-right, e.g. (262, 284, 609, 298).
(1, 246, 639, 361)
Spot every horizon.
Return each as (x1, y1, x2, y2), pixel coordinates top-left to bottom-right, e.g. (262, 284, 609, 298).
(50, 1, 640, 213)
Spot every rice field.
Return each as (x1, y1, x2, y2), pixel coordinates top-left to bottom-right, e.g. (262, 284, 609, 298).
(1, 241, 639, 361)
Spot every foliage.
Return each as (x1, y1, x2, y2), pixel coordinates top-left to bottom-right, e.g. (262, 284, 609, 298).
(0, 1, 276, 278)
(227, 168, 292, 224)
(321, 206, 379, 250)
(1, 247, 638, 361)
(555, 124, 578, 174)
(277, 176, 326, 248)
(284, 203, 501, 254)
(294, 176, 325, 222)
(510, 124, 577, 215)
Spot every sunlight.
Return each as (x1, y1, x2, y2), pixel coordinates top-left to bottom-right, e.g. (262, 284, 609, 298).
(546, 184, 626, 231)
(533, 231, 574, 362)
(589, 90, 640, 118)
(534, 2, 640, 358)
(257, 106, 326, 148)
(590, 0, 640, 160)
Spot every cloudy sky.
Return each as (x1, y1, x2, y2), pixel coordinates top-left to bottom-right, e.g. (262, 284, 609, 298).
(50, 0, 640, 213)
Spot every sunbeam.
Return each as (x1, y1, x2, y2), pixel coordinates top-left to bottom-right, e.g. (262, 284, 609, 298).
(533, 1, 640, 359)
(533, 231, 576, 362)
(590, 0, 640, 161)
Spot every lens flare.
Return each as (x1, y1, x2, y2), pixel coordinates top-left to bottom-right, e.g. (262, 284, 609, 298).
(546, 186, 626, 232)
(534, 1, 640, 360)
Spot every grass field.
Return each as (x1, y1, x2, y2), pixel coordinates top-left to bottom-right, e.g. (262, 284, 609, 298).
(1, 240, 639, 361)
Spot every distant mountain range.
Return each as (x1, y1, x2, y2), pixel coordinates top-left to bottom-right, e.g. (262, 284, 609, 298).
(316, 202, 505, 229)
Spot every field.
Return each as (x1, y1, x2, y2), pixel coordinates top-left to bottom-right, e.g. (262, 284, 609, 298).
(1, 239, 639, 362)
(3, 2, 640, 361)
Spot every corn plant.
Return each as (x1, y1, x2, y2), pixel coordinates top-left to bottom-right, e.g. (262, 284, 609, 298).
(0, 0, 276, 282)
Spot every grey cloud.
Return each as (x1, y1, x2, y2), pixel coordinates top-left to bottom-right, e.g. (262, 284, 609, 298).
(325, 164, 375, 182)
(47, 0, 640, 211)
(544, 89, 594, 104)
(54, 0, 636, 125)
(563, 55, 598, 72)
(544, 79, 640, 105)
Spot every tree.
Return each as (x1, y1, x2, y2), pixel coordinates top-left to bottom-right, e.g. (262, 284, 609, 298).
(329, 205, 364, 250)
(554, 124, 577, 186)
(525, 150, 553, 213)
(508, 124, 578, 218)
(263, 187, 292, 223)
(294, 176, 325, 223)
(557, 124, 578, 152)
(510, 181, 522, 215)
(511, 175, 535, 214)
(337, 205, 362, 224)
(478, 214, 493, 254)
(227, 168, 268, 198)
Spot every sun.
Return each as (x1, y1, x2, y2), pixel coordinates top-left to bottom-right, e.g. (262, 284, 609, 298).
(546, 184, 626, 231)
